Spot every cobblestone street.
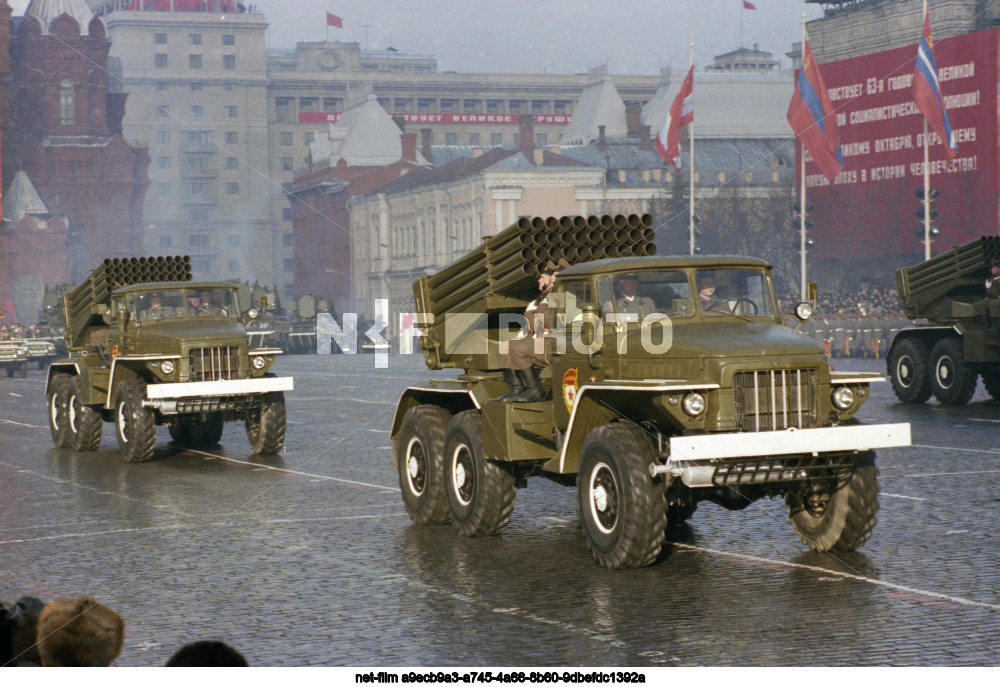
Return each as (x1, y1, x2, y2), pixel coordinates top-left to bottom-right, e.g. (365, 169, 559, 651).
(2, 353, 999, 666)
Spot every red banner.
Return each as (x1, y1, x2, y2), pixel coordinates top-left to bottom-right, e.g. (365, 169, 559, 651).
(297, 112, 571, 125)
(799, 28, 997, 261)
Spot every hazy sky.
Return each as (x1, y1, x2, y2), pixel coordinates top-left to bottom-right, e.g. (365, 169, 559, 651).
(10, 0, 824, 74)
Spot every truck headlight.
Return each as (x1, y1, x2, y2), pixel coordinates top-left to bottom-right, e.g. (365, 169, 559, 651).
(682, 392, 706, 417)
(794, 302, 814, 321)
(251, 355, 267, 370)
(160, 360, 175, 375)
(832, 386, 855, 410)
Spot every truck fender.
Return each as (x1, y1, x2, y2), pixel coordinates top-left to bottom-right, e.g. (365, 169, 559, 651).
(886, 325, 960, 360)
(557, 387, 639, 475)
(390, 387, 480, 440)
(46, 362, 81, 394)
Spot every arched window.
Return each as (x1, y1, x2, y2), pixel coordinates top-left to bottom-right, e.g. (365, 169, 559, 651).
(59, 79, 75, 126)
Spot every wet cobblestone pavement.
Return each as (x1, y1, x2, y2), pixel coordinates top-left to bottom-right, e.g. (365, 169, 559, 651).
(1, 353, 999, 666)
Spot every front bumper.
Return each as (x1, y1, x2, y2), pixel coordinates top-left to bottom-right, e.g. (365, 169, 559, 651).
(657, 422, 911, 487)
(146, 376, 294, 401)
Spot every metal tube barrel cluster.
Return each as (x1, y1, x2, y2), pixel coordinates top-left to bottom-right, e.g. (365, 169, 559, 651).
(422, 214, 656, 317)
(896, 236, 1000, 318)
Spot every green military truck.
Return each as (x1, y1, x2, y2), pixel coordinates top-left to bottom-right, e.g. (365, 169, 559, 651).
(12, 337, 58, 370)
(390, 214, 911, 568)
(887, 237, 1000, 405)
(46, 256, 293, 462)
(0, 341, 29, 378)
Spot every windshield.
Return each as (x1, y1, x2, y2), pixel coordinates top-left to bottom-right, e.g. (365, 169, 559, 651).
(128, 288, 238, 321)
(694, 269, 774, 318)
(599, 270, 695, 321)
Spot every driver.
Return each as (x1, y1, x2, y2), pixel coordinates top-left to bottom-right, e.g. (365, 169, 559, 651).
(613, 274, 656, 319)
(195, 291, 226, 316)
(141, 293, 174, 320)
(697, 274, 717, 309)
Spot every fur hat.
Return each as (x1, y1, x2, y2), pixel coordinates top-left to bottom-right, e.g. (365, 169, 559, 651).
(37, 598, 124, 667)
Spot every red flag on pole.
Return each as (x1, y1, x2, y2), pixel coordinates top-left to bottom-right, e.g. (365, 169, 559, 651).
(912, 10, 958, 160)
(743, 1, 756, 9)
(326, 12, 343, 28)
(654, 65, 694, 172)
(786, 39, 843, 182)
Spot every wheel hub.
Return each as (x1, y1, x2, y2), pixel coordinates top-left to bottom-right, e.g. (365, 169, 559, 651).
(592, 484, 609, 513)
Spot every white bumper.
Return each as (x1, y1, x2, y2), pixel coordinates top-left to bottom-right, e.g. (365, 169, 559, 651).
(146, 376, 294, 400)
(661, 422, 911, 487)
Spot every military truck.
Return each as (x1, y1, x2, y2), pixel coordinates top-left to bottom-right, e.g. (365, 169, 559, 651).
(0, 341, 29, 378)
(12, 337, 58, 370)
(46, 256, 293, 462)
(887, 237, 1000, 405)
(391, 214, 911, 568)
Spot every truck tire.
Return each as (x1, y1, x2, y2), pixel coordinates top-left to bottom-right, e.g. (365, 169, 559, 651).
(245, 391, 286, 454)
(48, 373, 73, 448)
(115, 378, 156, 463)
(930, 338, 977, 405)
(982, 370, 1000, 400)
(888, 338, 932, 404)
(69, 375, 102, 451)
(578, 423, 668, 569)
(396, 404, 452, 525)
(443, 410, 515, 536)
(168, 419, 194, 444)
(786, 450, 879, 552)
(17, 361, 27, 378)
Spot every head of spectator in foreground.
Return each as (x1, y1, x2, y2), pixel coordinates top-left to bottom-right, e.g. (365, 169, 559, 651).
(36, 598, 124, 666)
(166, 639, 249, 666)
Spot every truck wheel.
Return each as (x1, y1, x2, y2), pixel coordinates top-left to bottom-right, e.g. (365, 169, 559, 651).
(245, 392, 286, 454)
(888, 338, 932, 403)
(69, 375, 102, 451)
(48, 373, 73, 448)
(982, 370, 1000, 400)
(396, 405, 452, 525)
(930, 338, 977, 405)
(17, 361, 28, 378)
(443, 410, 515, 536)
(115, 379, 156, 463)
(578, 423, 667, 569)
(786, 450, 879, 552)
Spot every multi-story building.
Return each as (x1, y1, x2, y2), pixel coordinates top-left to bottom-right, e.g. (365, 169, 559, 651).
(89, 0, 661, 298)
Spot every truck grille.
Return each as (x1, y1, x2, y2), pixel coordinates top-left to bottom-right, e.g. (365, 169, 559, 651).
(733, 368, 817, 431)
(189, 346, 240, 381)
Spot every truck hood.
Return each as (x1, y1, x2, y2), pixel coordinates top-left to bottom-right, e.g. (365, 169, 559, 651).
(659, 320, 823, 359)
(131, 319, 248, 349)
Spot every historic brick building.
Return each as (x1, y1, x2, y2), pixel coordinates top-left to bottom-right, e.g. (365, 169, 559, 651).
(0, 0, 149, 323)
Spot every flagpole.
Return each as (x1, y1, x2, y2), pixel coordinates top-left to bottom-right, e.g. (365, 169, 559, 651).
(689, 37, 696, 256)
(800, 8, 808, 301)
(922, 0, 932, 261)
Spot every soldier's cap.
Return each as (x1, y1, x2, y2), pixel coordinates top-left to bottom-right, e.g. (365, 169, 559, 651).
(542, 257, 571, 275)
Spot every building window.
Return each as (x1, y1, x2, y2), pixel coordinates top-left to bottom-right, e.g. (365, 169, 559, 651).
(394, 98, 412, 112)
(304, 132, 314, 145)
(283, 259, 294, 271)
(463, 99, 480, 113)
(190, 105, 204, 118)
(189, 33, 202, 45)
(155, 130, 170, 144)
(281, 157, 293, 171)
(155, 53, 167, 68)
(468, 133, 480, 145)
(226, 157, 238, 169)
(184, 155, 209, 169)
(223, 54, 236, 70)
(299, 97, 318, 112)
(323, 97, 341, 111)
(157, 183, 171, 195)
(157, 156, 170, 169)
(536, 133, 547, 146)
(188, 209, 209, 221)
(227, 235, 240, 247)
(377, 97, 390, 109)
(280, 132, 293, 146)
(193, 259, 211, 273)
(283, 232, 293, 246)
(228, 260, 240, 272)
(282, 207, 292, 221)
(222, 34, 235, 45)
(155, 82, 168, 91)
(190, 82, 203, 91)
(184, 130, 203, 143)
(189, 54, 202, 69)
(189, 234, 210, 246)
(59, 79, 74, 126)
(554, 100, 573, 115)
(417, 98, 434, 113)
(440, 99, 456, 113)
(158, 234, 172, 246)
(225, 105, 238, 118)
(189, 182, 209, 195)
(225, 131, 238, 144)
(226, 182, 240, 195)
(532, 100, 549, 114)
(443, 133, 456, 145)
(154, 32, 167, 44)
(487, 100, 502, 114)
(509, 100, 525, 113)
(275, 97, 293, 123)
(491, 133, 503, 146)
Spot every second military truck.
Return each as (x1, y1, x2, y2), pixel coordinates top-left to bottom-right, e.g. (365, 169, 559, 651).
(391, 214, 911, 569)
(46, 256, 293, 462)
